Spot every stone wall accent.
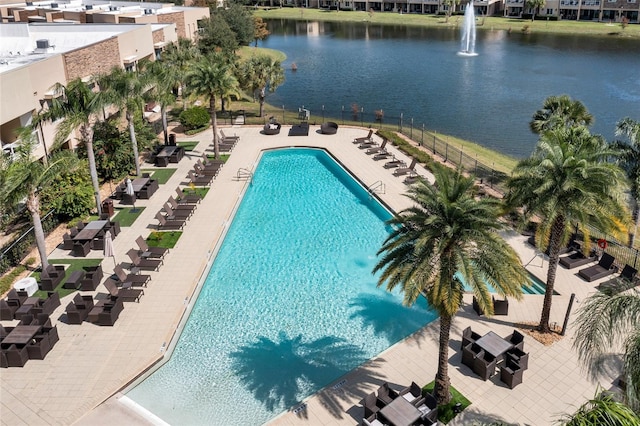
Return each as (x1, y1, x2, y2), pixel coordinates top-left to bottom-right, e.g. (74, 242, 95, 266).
(152, 29, 165, 44)
(63, 37, 120, 81)
(157, 11, 185, 38)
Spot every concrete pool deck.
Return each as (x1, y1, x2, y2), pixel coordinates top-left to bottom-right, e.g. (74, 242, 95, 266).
(0, 125, 620, 426)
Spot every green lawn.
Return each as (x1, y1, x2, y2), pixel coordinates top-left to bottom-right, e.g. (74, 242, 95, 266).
(206, 154, 230, 163)
(146, 231, 182, 248)
(177, 141, 199, 152)
(423, 381, 472, 424)
(113, 207, 145, 227)
(141, 168, 176, 185)
(182, 187, 209, 199)
(32, 258, 103, 299)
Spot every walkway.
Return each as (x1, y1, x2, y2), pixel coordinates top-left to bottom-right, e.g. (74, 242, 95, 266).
(0, 125, 618, 426)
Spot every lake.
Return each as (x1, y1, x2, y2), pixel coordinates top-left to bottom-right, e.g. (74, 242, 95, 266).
(262, 19, 640, 158)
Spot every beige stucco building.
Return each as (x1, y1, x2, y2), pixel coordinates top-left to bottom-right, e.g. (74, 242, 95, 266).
(0, 1, 209, 159)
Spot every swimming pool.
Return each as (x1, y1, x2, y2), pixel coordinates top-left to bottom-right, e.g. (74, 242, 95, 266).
(126, 148, 437, 425)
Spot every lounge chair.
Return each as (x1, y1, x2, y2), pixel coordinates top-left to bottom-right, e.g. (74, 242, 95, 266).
(103, 278, 144, 303)
(559, 250, 597, 269)
(163, 203, 192, 221)
(578, 252, 617, 282)
(393, 159, 418, 176)
(373, 151, 393, 161)
(353, 129, 374, 144)
(188, 170, 212, 186)
(219, 129, 239, 143)
(366, 139, 387, 155)
(403, 172, 421, 185)
(194, 162, 220, 177)
(114, 264, 151, 287)
(127, 249, 163, 271)
(176, 186, 202, 204)
(167, 196, 197, 215)
(384, 157, 405, 169)
(135, 236, 168, 259)
(597, 264, 639, 294)
(156, 212, 186, 230)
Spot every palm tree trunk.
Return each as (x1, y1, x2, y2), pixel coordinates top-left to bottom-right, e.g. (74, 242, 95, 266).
(259, 87, 266, 118)
(433, 313, 452, 405)
(628, 203, 639, 248)
(161, 105, 169, 146)
(539, 215, 565, 333)
(27, 192, 49, 270)
(82, 125, 102, 216)
(210, 96, 220, 159)
(127, 112, 141, 177)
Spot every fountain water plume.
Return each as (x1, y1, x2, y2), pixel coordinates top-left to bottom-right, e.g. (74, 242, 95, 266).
(459, 1, 478, 56)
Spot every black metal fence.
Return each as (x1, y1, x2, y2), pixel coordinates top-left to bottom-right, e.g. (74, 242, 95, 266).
(0, 210, 59, 275)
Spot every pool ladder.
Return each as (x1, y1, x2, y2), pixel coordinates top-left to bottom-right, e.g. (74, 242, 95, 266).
(368, 180, 385, 195)
(237, 168, 253, 182)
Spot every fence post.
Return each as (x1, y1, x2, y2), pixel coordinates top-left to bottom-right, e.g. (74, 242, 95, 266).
(433, 134, 436, 154)
(410, 118, 413, 139)
(459, 146, 463, 166)
(421, 124, 424, 146)
(322, 105, 325, 123)
(361, 107, 364, 127)
(282, 105, 285, 125)
(341, 105, 344, 124)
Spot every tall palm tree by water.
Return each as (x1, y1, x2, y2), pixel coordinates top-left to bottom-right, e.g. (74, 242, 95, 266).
(239, 55, 285, 118)
(529, 95, 594, 135)
(185, 54, 240, 159)
(572, 289, 640, 414)
(0, 136, 81, 269)
(612, 118, 640, 247)
(374, 166, 529, 404)
(506, 127, 629, 333)
(37, 78, 105, 216)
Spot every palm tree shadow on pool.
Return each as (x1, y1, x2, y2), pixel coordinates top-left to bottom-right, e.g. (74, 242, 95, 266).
(229, 331, 387, 419)
(349, 294, 435, 344)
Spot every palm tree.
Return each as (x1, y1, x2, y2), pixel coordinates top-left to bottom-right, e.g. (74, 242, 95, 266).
(572, 290, 640, 414)
(506, 127, 629, 333)
(530, 95, 594, 134)
(162, 38, 200, 109)
(525, 0, 546, 21)
(239, 55, 285, 118)
(612, 118, 640, 247)
(36, 78, 105, 216)
(98, 66, 151, 177)
(143, 60, 177, 146)
(374, 166, 529, 405)
(0, 135, 81, 270)
(557, 391, 640, 424)
(185, 54, 240, 159)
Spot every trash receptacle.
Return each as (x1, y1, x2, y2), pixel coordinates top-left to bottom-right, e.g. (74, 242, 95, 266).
(102, 199, 114, 217)
(169, 133, 176, 146)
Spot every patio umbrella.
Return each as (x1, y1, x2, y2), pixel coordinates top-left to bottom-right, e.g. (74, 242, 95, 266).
(125, 178, 136, 212)
(103, 230, 116, 267)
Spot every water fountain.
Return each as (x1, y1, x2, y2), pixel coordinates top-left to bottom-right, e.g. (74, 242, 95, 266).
(459, 1, 478, 56)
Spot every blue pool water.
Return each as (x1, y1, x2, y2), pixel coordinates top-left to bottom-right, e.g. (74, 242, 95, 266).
(126, 149, 437, 425)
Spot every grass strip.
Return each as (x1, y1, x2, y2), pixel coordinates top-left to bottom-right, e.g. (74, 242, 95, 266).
(177, 141, 199, 151)
(182, 187, 209, 199)
(146, 231, 182, 249)
(206, 154, 230, 163)
(423, 381, 472, 424)
(113, 207, 145, 227)
(32, 258, 103, 299)
(142, 168, 176, 185)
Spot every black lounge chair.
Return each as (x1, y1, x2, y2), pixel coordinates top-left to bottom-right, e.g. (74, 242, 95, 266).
(167, 196, 197, 215)
(176, 186, 202, 204)
(393, 159, 418, 176)
(127, 249, 163, 271)
(320, 121, 338, 134)
(366, 139, 387, 155)
(114, 264, 151, 287)
(384, 157, 405, 169)
(104, 279, 144, 303)
(163, 204, 192, 221)
(559, 250, 596, 269)
(598, 264, 639, 294)
(288, 122, 309, 136)
(188, 170, 213, 186)
(156, 212, 186, 230)
(353, 129, 374, 144)
(578, 252, 617, 282)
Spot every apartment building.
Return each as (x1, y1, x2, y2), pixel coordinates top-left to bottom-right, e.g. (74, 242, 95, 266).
(0, 2, 209, 159)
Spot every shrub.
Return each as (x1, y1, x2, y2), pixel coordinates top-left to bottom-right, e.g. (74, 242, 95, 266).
(179, 106, 210, 131)
(40, 162, 94, 219)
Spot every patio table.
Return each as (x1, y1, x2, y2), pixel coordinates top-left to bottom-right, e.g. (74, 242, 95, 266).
(379, 396, 421, 426)
(1, 325, 42, 346)
(475, 331, 514, 359)
(73, 220, 108, 242)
